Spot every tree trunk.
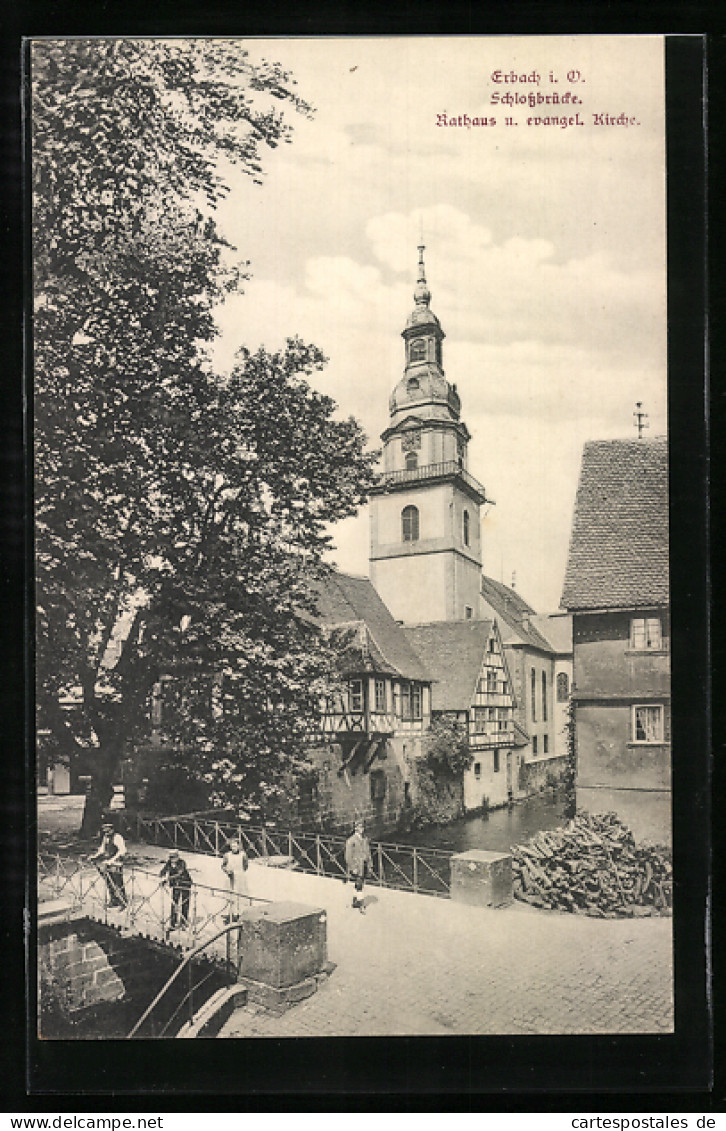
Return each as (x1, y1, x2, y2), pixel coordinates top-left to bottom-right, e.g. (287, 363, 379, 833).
(79, 743, 121, 839)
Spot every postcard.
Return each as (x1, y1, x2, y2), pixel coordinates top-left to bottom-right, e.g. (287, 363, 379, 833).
(31, 32, 708, 1093)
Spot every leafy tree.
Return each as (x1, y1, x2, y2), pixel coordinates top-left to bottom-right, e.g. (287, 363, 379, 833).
(425, 716, 473, 778)
(401, 717, 473, 828)
(142, 341, 378, 820)
(33, 39, 377, 833)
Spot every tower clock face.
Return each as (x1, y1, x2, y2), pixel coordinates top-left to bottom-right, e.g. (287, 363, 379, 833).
(402, 430, 422, 453)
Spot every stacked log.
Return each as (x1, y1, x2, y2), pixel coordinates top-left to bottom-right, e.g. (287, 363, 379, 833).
(512, 812, 672, 917)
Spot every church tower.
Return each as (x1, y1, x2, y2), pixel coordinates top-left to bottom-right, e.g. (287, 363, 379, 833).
(369, 247, 490, 624)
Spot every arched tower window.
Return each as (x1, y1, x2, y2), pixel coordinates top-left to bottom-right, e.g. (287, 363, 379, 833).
(402, 505, 419, 542)
(405, 451, 418, 471)
(463, 509, 470, 546)
(557, 672, 570, 701)
(410, 338, 426, 362)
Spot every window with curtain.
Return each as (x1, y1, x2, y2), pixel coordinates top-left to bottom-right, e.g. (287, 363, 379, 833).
(398, 682, 422, 720)
(630, 617, 663, 650)
(633, 704, 664, 743)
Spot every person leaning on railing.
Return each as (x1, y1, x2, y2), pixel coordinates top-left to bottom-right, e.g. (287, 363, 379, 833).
(88, 821, 128, 910)
(160, 850, 193, 937)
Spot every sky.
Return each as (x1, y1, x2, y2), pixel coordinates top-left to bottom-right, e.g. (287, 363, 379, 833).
(208, 36, 667, 613)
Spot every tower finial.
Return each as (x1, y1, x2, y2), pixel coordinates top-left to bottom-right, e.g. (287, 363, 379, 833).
(417, 243, 426, 282)
(414, 244, 430, 306)
(633, 401, 649, 439)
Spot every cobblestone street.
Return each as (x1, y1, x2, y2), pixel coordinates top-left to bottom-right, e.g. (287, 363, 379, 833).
(38, 796, 674, 1038)
(135, 844, 672, 1038)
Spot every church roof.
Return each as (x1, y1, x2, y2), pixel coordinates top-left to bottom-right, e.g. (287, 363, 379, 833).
(531, 613, 572, 654)
(480, 575, 555, 653)
(313, 571, 431, 683)
(403, 620, 495, 712)
(405, 304, 441, 330)
(561, 437, 669, 611)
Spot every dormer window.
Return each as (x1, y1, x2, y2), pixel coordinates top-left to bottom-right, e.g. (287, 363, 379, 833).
(407, 376, 420, 395)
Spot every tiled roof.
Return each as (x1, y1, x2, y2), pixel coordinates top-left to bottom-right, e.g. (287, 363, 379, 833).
(561, 437, 669, 611)
(480, 575, 554, 653)
(480, 575, 535, 617)
(313, 571, 431, 682)
(403, 620, 494, 712)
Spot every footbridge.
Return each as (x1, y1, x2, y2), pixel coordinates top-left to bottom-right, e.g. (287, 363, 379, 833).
(38, 851, 268, 1037)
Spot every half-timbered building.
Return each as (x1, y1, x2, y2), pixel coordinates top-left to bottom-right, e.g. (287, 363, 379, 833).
(403, 619, 522, 810)
(480, 574, 572, 792)
(301, 570, 433, 834)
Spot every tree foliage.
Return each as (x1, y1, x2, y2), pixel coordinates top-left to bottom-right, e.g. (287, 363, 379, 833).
(425, 716, 473, 778)
(562, 698, 577, 818)
(32, 39, 376, 831)
(144, 341, 378, 818)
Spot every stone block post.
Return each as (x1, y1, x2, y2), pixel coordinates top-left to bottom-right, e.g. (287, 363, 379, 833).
(450, 849, 513, 908)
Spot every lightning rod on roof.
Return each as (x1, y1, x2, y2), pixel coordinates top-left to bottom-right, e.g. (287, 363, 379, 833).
(633, 401, 649, 439)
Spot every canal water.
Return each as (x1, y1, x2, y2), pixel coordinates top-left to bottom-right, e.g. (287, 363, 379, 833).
(394, 789, 569, 855)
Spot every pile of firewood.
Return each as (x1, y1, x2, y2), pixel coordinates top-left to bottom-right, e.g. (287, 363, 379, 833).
(512, 812, 672, 917)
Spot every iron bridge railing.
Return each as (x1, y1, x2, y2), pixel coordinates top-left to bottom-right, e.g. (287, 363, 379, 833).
(38, 851, 270, 953)
(38, 852, 267, 1038)
(126, 814, 453, 898)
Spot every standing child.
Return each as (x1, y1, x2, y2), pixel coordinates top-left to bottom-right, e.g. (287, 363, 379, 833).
(345, 820, 373, 913)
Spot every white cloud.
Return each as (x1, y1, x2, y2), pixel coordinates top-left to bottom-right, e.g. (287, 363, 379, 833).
(207, 36, 667, 612)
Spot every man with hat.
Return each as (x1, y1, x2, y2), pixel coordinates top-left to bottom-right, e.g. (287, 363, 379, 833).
(344, 820, 373, 913)
(160, 850, 193, 936)
(89, 821, 128, 909)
